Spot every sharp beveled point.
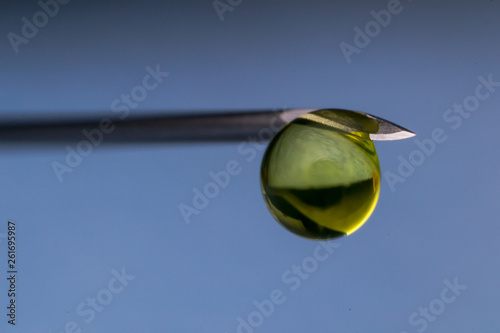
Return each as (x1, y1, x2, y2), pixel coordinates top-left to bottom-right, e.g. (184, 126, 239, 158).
(369, 130, 416, 141)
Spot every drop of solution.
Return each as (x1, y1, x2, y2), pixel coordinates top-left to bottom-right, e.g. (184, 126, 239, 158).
(260, 110, 381, 240)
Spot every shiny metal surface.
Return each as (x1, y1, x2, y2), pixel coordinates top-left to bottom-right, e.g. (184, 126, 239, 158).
(0, 108, 414, 144)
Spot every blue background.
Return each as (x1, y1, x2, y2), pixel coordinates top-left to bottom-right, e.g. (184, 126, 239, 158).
(0, 0, 499, 332)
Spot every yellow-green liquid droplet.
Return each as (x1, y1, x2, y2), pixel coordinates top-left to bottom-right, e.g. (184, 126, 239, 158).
(260, 111, 381, 240)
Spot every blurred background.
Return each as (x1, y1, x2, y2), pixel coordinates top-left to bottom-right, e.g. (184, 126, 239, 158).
(0, 0, 499, 332)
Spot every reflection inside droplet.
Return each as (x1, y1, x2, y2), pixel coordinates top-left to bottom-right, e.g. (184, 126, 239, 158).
(260, 110, 381, 240)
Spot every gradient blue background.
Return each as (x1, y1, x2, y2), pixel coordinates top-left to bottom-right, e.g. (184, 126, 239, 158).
(0, 1, 499, 332)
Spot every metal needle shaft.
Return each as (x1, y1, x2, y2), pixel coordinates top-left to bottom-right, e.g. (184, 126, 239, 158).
(0, 109, 414, 144)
